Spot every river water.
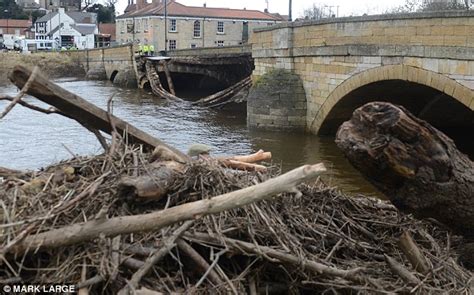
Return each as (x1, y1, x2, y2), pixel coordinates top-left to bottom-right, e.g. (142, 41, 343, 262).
(0, 78, 379, 196)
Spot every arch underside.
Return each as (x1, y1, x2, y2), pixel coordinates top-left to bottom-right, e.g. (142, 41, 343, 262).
(316, 65, 474, 157)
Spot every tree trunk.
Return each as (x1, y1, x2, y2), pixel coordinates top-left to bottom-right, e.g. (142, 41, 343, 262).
(335, 102, 474, 237)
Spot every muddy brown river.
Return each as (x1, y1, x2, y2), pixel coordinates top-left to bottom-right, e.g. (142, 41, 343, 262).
(0, 78, 379, 196)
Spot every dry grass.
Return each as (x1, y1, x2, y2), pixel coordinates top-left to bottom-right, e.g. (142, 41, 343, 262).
(0, 52, 85, 85)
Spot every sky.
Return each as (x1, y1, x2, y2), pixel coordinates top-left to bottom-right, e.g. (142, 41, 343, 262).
(115, 0, 408, 18)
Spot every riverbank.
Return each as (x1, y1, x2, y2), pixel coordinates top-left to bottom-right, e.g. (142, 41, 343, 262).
(0, 52, 85, 85)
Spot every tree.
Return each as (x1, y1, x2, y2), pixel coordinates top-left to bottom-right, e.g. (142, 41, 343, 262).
(0, 0, 28, 19)
(86, 3, 115, 23)
(303, 4, 325, 20)
(387, 0, 471, 14)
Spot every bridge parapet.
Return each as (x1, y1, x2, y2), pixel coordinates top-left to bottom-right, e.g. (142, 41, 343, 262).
(165, 45, 251, 58)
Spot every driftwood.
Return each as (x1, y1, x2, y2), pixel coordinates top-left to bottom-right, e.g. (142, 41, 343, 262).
(384, 254, 421, 286)
(184, 232, 363, 284)
(118, 161, 184, 200)
(218, 149, 272, 163)
(335, 102, 474, 237)
(219, 159, 267, 172)
(9, 163, 326, 254)
(398, 231, 430, 274)
(9, 65, 189, 162)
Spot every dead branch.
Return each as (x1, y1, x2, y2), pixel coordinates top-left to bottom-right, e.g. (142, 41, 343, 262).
(9, 163, 326, 253)
(1, 66, 39, 119)
(119, 220, 194, 294)
(384, 254, 421, 286)
(0, 95, 62, 115)
(398, 231, 431, 274)
(176, 239, 224, 286)
(184, 232, 364, 284)
(9, 65, 189, 160)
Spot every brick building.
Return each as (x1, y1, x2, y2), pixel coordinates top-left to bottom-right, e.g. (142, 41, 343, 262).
(116, 0, 284, 51)
(0, 19, 33, 37)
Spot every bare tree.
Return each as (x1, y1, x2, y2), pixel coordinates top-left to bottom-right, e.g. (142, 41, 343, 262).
(302, 3, 325, 20)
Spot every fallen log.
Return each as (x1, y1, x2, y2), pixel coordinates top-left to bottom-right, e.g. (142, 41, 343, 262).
(118, 161, 184, 200)
(218, 149, 272, 164)
(9, 65, 189, 162)
(9, 163, 326, 254)
(335, 102, 474, 237)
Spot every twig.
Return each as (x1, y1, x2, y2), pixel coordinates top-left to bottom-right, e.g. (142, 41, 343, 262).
(0, 95, 62, 115)
(118, 220, 194, 294)
(193, 247, 227, 289)
(10, 163, 326, 253)
(1, 66, 39, 119)
(185, 232, 364, 284)
(177, 239, 224, 286)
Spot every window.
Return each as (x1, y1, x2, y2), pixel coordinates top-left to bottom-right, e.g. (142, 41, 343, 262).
(217, 21, 224, 33)
(120, 20, 125, 33)
(190, 44, 197, 48)
(217, 40, 224, 47)
(193, 20, 201, 38)
(0, 29, 3, 34)
(143, 18, 148, 31)
(15, 29, 20, 36)
(169, 39, 176, 50)
(169, 19, 177, 32)
(136, 19, 141, 32)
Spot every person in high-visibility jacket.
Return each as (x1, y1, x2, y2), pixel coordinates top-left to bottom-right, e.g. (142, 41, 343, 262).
(149, 44, 155, 56)
(143, 44, 149, 56)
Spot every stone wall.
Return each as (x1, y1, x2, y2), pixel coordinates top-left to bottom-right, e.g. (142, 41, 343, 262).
(116, 17, 278, 51)
(63, 44, 137, 87)
(247, 69, 306, 130)
(250, 11, 474, 133)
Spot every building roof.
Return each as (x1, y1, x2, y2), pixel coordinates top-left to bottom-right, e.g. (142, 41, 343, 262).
(67, 12, 96, 24)
(71, 24, 96, 35)
(118, 1, 284, 21)
(0, 19, 33, 28)
(98, 23, 116, 40)
(36, 12, 58, 23)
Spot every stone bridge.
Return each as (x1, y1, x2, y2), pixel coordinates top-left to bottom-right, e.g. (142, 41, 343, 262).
(247, 10, 474, 146)
(65, 44, 138, 87)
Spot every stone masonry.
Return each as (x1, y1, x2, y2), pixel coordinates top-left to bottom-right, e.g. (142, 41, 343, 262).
(247, 69, 306, 130)
(250, 11, 474, 134)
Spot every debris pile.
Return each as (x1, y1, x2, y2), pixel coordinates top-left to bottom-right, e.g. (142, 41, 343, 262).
(0, 142, 472, 294)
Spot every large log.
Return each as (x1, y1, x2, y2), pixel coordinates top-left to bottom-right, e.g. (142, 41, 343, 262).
(9, 65, 188, 162)
(335, 102, 474, 237)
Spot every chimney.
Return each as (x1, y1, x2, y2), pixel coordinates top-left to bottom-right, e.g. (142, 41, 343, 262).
(264, 8, 268, 13)
(136, 0, 145, 9)
(203, 3, 206, 7)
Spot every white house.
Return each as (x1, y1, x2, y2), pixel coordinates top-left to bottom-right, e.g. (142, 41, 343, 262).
(34, 8, 98, 49)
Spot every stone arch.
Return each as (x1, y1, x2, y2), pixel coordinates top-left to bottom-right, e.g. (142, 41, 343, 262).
(310, 64, 474, 134)
(110, 70, 119, 82)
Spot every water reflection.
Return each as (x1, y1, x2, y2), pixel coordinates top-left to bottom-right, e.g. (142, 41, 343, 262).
(0, 78, 379, 197)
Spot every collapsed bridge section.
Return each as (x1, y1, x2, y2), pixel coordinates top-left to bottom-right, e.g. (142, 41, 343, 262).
(136, 51, 253, 108)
